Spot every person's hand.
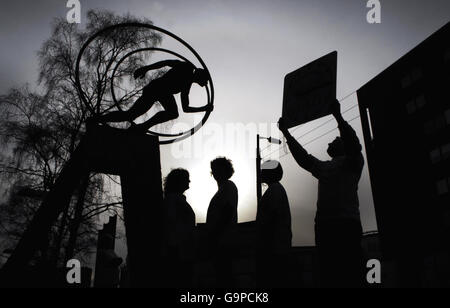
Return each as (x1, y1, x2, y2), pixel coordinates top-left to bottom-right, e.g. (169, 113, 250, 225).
(330, 98, 341, 117)
(278, 117, 289, 134)
(133, 67, 147, 79)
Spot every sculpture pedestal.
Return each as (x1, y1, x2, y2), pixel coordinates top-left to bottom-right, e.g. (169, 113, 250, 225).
(2, 124, 164, 287)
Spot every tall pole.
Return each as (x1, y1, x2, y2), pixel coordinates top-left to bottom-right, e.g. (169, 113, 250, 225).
(256, 134, 262, 212)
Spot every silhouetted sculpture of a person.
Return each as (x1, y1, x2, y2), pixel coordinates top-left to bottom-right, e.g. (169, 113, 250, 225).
(279, 99, 365, 288)
(256, 160, 292, 288)
(97, 60, 213, 131)
(162, 168, 196, 288)
(206, 157, 238, 288)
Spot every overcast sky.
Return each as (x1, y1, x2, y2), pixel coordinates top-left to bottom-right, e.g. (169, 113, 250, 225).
(1, 0, 449, 256)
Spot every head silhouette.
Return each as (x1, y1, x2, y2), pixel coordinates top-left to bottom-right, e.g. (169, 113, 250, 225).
(193, 68, 208, 87)
(164, 168, 190, 196)
(261, 160, 283, 184)
(327, 137, 345, 158)
(210, 157, 234, 183)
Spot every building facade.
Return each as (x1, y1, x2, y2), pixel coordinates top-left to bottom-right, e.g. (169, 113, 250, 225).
(357, 22, 450, 286)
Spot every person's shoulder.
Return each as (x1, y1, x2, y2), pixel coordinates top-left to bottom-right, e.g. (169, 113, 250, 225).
(164, 192, 186, 203)
(163, 193, 174, 202)
(269, 182, 288, 197)
(316, 157, 341, 170)
(356, 152, 365, 169)
(308, 154, 331, 168)
(226, 180, 238, 192)
(273, 182, 287, 193)
(344, 151, 364, 169)
(266, 182, 279, 191)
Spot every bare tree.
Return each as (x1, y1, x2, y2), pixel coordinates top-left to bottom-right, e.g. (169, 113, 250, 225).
(0, 9, 162, 269)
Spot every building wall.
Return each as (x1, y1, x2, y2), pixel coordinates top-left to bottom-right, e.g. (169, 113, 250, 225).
(357, 22, 450, 286)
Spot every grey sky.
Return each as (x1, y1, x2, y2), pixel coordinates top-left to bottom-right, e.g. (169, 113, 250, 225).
(1, 0, 449, 252)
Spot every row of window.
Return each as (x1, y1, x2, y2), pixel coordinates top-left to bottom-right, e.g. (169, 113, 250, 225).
(406, 94, 426, 115)
(430, 143, 450, 164)
(423, 109, 450, 135)
(436, 178, 450, 196)
(401, 47, 449, 90)
(401, 67, 423, 89)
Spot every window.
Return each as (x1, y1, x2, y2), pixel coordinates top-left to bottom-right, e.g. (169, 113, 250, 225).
(436, 115, 446, 130)
(401, 75, 412, 88)
(406, 100, 416, 114)
(445, 48, 450, 63)
(424, 120, 435, 134)
(415, 95, 426, 108)
(424, 113, 449, 135)
(411, 68, 423, 81)
(431, 144, 450, 164)
(436, 179, 448, 196)
(366, 108, 374, 141)
(401, 67, 423, 88)
(442, 143, 450, 160)
(406, 94, 426, 115)
(430, 148, 441, 164)
(445, 109, 450, 125)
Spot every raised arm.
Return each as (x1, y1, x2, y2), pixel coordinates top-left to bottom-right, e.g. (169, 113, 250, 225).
(180, 86, 214, 113)
(331, 99, 362, 156)
(278, 118, 316, 172)
(180, 90, 213, 113)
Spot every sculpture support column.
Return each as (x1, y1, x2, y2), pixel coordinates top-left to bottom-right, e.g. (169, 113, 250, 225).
(119, 134, 164, 288)
(1, 125, 165, 288)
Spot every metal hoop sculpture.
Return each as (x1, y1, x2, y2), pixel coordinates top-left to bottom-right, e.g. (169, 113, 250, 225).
(75, 22, 214, 144)
(110, 47, 210, 138)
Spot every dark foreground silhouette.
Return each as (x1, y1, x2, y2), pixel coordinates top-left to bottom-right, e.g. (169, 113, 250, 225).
(256, 160, 292, 288)
(279, 99, 365, 287)
(206, 157, 238, 288)
(162, 168, 196, 288)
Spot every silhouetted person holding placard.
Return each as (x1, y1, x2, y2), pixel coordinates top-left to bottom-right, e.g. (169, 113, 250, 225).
(206, 157, 238, 288)
(256, 160, 292, 288)
(279, 99, 364, 288)
(97, 60, 213, 131)
(163, 168, 196, 288)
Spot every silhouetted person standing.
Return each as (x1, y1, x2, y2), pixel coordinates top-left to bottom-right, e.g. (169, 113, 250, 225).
(206, 157, 238, 288)
(97, 60, 213, 131)
(163, 168, 196, 288)
(279, 99, 364, 288)
(256, 160, 292, 288)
